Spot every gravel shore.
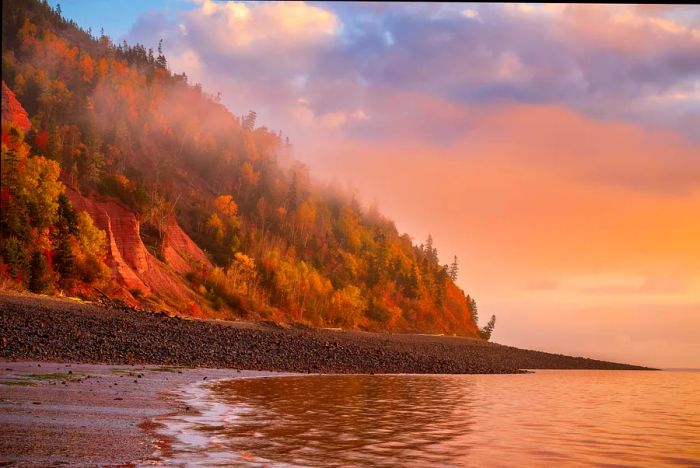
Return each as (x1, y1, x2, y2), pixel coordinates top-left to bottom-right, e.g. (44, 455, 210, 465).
(0, 292, 654, 465)
(0, 293, 651, 373)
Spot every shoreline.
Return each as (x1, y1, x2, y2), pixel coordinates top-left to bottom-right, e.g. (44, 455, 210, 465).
(0, 360, 284, 466)
(0, 361, 665, 467)
(0, 293, 652, 374)
(0, 362, 671, 467)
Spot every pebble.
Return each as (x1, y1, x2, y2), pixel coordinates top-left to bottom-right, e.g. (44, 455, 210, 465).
(0, 294, 650, 374)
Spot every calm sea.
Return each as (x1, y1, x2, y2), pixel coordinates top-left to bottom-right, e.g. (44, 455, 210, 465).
(154, 370, 700, 467)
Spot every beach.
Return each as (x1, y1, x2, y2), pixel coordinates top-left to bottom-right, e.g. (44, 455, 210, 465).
(0, 360, 279, 466)
(0, 293, 650, 374)
(0, 292, 659, 465)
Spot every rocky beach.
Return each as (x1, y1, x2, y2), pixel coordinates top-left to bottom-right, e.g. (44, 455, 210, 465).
(0, 293, 650, 374)
(0, 292, 654, 465)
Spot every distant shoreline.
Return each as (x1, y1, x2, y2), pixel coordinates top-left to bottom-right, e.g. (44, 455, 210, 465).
(0, 292, 653, 373)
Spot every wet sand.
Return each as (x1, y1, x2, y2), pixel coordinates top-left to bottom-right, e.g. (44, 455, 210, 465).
(0, 360, 279, 466)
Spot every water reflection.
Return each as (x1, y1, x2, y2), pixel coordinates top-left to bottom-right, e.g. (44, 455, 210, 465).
(210, 375, 476, 467)
(155, 371, 700, 467)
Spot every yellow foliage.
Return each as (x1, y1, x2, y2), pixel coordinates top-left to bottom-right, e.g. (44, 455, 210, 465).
(329, 285, 366, 328)
(206, 212, 225, 242)
(214, 194, 238, 218)
(76, 211, 106, 257)
(233, 252, 255, 271)
(18, 156, 64, 228)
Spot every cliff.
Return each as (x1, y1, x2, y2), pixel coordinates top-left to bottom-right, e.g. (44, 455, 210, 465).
(1, 0, 481, 336)
(66, 189, 210, 316)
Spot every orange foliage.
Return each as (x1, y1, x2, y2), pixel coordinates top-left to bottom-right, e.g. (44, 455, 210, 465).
(79, 53, 94, 82)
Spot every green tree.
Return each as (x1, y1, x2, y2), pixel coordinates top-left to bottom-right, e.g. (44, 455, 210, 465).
(449, 255, 458, 281)
(480, 315, 496, 341)
(467, 294, 478, 323)
(28, 250, 49, 292)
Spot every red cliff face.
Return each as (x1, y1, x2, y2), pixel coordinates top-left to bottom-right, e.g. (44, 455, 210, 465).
(1, 81, 32, 132)
(162, 218, 212, 275)
(66, 189, 210, 316)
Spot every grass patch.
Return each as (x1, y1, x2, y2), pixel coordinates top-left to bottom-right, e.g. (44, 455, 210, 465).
(26, 373, 72, 381)
(1, 380, 36, 386)
(24, 372, 84, 382)
(110, 368, 136, 375)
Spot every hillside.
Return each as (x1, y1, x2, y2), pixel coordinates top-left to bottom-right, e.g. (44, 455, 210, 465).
(1, 0, 480, 337)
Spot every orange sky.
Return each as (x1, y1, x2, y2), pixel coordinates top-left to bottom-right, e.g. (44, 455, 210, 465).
(111, 1, 700, 367)
(306, 103, 700, 368)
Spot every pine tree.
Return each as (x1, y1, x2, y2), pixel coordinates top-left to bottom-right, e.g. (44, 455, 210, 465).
(287, 173, 298, 211)
(54, 232, 75, 288)
(425, 234, 438, 264)
(467, 294, 478, 323)
(56, 193, 78, 235)
(242, 110, 257, 131)
(479, 315, 496, 341)
(449, 255, 458, 281)
(29, 251, 49, 293)
(156, 39, 167, 68)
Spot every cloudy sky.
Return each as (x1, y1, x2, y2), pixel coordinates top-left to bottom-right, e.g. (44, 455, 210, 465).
(53, 1, 700, 368)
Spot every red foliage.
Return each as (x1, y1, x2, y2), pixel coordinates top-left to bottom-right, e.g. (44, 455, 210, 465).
(43, 249, 54, 268)
(1, 81, 31, 132)
(34, 130, 49, 150)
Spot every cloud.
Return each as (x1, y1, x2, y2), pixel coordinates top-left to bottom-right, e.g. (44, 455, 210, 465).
(123, 2, 700, 367)
(461, 8, 482, 22)
(128, 3, 700, 140)
(188, 0, 337, 54)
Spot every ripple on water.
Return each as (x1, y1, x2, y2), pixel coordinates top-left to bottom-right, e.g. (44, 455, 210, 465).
(151, 371, 700, 467)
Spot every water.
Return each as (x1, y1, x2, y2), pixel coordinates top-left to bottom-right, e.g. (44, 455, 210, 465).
(154, 371, 700, 467)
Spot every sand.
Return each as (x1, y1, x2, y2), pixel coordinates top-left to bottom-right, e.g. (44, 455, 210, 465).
(0, 360, 279, 466)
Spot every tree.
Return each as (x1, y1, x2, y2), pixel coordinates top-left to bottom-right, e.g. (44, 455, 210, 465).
(54, 232, 75, 289)
(156, 39, 167, 68)
(29, 251, 49, 293)
(448, 255, 458, 281)
(242, 110, 257, 131)
(425, 234, 438, 264)
(56, 193, 77, 235)
(479, 315, 496, 341)
(214, 194, 238, 218)
(287, 173, 298, 211)
(467, 294, 478, 323)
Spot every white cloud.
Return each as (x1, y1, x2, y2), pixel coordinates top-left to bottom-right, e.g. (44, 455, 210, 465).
(188, 0, 338, 54)
(461, 9, 482, 22)
(320, 109, 369, 128)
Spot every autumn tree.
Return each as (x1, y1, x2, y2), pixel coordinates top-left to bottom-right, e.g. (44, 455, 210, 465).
(0, 2, 486, 336)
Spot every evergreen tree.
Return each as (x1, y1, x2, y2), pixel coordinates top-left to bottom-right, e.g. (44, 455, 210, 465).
(56, 193, 78, 234)
(156, 39, 167, 68)
(54, 233, 75, 288)
(449, 255, 458, 281)
(425, 234, 438, 264)
(242, 110, 257, 131)
(287, 173, 298, 211)
(480, 315, 496, 341)
(467, 294, 478, 323)
(29, 251, 49, 293)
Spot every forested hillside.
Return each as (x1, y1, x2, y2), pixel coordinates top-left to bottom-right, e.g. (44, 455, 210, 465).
(1, 0, 481, 336)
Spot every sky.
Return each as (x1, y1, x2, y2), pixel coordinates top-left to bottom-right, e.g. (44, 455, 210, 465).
(51, 1, 700, 368)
